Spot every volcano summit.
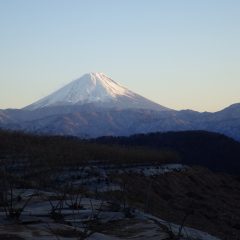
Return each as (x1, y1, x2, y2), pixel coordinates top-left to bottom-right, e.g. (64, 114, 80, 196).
(24, 72, 169, 111)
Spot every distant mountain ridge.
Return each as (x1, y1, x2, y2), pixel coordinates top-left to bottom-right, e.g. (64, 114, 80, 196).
(0, 73, 240, 140)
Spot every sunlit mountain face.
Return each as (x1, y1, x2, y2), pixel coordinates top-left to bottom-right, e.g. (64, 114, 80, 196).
(24, 72, 169, 111)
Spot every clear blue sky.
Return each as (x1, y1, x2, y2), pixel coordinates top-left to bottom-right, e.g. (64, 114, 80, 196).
(0, 0, 239, 111)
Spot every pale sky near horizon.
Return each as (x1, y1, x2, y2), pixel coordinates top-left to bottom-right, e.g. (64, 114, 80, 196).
(0, 0, 239, 112)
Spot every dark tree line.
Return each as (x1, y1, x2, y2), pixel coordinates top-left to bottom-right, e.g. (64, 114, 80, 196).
(94, 130, 240, 174)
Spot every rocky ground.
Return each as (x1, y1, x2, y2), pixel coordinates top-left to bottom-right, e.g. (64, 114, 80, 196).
(0, 189, 219, 240)
(0, 163, 239, 240)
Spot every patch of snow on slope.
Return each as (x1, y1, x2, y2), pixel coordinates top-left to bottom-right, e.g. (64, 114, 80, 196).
(137, 211, 221, 240)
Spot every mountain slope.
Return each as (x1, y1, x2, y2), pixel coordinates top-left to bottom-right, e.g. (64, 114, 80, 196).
(1, 103, 240, 141)
(0, 129, 239, 239)
(24, 72, 169, 111)
(0, 73, 239, 140)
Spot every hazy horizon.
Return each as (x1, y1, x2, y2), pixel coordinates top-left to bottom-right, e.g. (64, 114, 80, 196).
(0, 0, 239, 111)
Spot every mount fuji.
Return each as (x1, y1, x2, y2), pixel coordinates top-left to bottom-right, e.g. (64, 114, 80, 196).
(24, 72, 168, 111)
(0, 72, 240, 140)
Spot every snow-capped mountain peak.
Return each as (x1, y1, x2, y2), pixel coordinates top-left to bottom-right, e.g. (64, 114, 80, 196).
(24, 72, 169, 111)
(77, 72, 133, 98)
